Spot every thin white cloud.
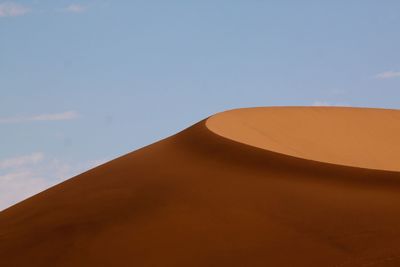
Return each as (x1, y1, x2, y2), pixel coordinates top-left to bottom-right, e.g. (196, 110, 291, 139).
(375, 71, 400, 79)
(0, 171, 49, 209)
(0, 2, 30, 17)
(31, 110, 79, 121)
(311, 101, 350, 107)
(64, 4, 86, 13)
(0, 152, 44, 170)
(0, 111, 79, 124)
(0, 152, 108, 210)
(312, 101, 331, 106)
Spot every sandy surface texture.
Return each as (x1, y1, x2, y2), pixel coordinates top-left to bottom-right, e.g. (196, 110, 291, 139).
(1, 106, 400, 266)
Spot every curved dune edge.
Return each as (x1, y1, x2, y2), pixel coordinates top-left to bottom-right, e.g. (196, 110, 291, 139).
(206, 106, 400, 173)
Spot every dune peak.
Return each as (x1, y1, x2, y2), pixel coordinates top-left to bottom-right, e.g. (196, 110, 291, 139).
(206, 106, 400, 172)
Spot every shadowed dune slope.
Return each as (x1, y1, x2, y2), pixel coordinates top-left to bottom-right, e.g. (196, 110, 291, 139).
(1, 106, 400, 267)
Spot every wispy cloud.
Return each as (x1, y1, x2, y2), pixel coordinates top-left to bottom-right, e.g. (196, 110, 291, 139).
(311, 101, 350, 107)
(64, 4, 86, 13)
(0, 2, 30, 17)
(0, 152, 107, 210)
(0, 152, 48, 210)
(312, 101, 331, 106)
(0, 111, 79, 124)
(31, 110, 79, 121)
(375, 71, 400, 79)
(0, 152, 44, 169)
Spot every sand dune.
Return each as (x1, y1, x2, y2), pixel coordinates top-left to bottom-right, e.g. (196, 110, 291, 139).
(1, 106, 400, 266)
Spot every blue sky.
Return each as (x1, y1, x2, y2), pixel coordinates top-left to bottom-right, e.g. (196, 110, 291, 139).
(1, 1, 399, 209)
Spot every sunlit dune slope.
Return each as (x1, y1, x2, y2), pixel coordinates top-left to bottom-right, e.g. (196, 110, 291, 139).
(1, 106, 400, 267)
(207, 107, 400, 171)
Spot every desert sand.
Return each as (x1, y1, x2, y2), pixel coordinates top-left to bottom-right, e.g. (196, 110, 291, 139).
(1, 106, 400, 266)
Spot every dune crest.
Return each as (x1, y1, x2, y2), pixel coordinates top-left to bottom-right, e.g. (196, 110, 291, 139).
(1, 106, 400, 267)
(207, 107, 400, 172)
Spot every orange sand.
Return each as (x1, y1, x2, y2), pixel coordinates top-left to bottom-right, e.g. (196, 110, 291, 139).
(1, 106, 400, 266)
